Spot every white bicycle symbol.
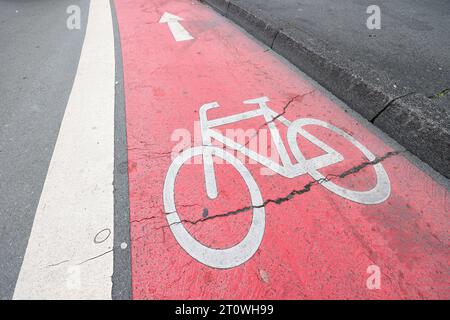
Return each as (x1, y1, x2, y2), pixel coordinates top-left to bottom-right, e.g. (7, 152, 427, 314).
(163, 97, 390, 269)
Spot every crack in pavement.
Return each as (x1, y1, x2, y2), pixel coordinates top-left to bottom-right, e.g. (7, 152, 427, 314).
(130, 216, 157, 224)
(428, 88, 450, 100)
(370, 92, 416, 123)
(77, 249, 114, 265)
(264, 94, 300, 126)
(239, 91, 315, 151)
(161, 150, 402, 230)
(46, 259, 70, 268)
(131, 204, 203, 224)
(131, 205, 203, 227)
(46, 248, 113, 268)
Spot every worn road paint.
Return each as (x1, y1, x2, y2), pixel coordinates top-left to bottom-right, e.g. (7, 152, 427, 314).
(159, 12, 194, 42)
(115, 0, 449, 299)
(13, 0, 115, 299)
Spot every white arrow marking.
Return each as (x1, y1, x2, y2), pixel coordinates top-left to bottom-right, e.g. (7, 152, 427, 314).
(159, 12, 194, 42)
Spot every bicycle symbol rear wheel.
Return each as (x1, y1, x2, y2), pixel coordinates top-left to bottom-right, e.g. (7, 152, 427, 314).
(163, 146, 265, 269)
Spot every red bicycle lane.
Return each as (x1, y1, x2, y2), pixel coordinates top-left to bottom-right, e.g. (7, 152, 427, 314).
(114, 0, 449, 299)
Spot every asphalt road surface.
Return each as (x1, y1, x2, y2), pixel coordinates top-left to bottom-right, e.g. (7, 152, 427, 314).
(0, 0, 90, 299)
(0, 0, 449, 300)
(233, 0, 450, 98)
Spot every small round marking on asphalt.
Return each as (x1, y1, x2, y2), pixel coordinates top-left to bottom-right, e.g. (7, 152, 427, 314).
(94, 228, 111, 244)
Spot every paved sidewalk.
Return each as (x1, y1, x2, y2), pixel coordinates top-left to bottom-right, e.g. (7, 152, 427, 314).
(200, 0, 450, 178)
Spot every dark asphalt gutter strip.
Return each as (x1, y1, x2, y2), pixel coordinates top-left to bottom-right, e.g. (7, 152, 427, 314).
(199, 0, 450, 179)
(110, 0, 132, 300)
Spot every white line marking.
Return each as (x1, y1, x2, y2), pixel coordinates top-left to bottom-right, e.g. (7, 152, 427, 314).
(159, 12, 194, 42)
(13, 0, 115, 299)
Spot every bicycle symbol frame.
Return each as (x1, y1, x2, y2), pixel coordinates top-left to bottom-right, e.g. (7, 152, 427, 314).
(164, 97, 391, 269)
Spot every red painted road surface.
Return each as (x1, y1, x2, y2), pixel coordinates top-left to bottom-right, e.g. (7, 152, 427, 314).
(115, 0, 450, 299)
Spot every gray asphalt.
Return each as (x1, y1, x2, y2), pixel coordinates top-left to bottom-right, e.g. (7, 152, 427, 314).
(0, 0, 89, 299)
(203, 0, 450, 178)
(231, 0, 450, 99)
(110, 0, 132, 300)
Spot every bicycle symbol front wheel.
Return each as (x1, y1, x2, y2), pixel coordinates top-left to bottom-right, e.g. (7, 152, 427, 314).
(287, 118, 391, 204)
(163, 146, 265, 269)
